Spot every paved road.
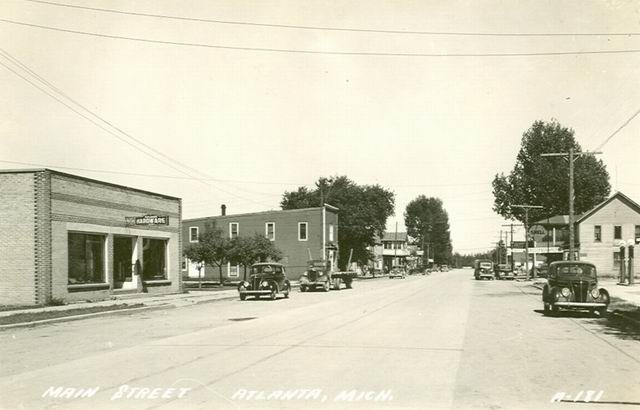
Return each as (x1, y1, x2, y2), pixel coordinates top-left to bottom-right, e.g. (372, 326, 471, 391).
(0, 270, 638, 409)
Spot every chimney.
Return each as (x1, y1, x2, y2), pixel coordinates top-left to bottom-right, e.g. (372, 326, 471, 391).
(221, 204, 226, 216)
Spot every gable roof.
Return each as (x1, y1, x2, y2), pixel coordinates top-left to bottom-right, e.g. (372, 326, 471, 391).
(576, 191, 640, 223)
(381, 232, 408, 242)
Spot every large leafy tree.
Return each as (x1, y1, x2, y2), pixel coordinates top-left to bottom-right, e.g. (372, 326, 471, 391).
(404, 196, 452, 265)
(493, 120, 610, 223)
(229, 234, 283, 280)
(182, 223, 231, 287)
(281, 176, 395, 269)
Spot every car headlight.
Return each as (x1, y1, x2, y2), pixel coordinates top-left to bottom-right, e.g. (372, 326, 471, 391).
(561, 287, 571, 298)
(261, 281, 269, 288)
(243, 281, 250, 287)
(591, 288, 600, 299)
(319, 272, 324, 276)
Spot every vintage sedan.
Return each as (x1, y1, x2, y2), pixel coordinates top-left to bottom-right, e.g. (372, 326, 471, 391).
(237, 263, 291, 301)
(389, 266, 406, 279)
(474, 259, 495, 280)
(542, 261, 609, 316)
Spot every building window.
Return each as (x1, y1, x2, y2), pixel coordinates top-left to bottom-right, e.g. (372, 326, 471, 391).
(143, 238, 167, 280)
(298, 222, 308, 241)
(265, 222, 275, 241)
(189, 226, 199, 243)
(228, 263, 239, 278)
(181, 259, 187, 271)
(384, 242, 391, 250)
(329, 224, 334, 242)
(229, 222, 239, 239)
(636, 225, 640, 243)
(594, 225, 602, 242)
(68, 233, 105, 284)
(614, 226, 622, 240)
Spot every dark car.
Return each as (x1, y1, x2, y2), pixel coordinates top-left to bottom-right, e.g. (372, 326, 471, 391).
(474, 259, 495, 280)
(496, 263, 514, 280)
(389, 266, 406, 279)
(237, 263, 291, 300)
(542, 261, 609, 316)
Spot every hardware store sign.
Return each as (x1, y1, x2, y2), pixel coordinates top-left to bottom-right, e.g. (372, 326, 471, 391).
(126, 215, 169, 226)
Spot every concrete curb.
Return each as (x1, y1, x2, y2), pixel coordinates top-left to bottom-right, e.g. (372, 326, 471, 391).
(0, 304, 175, 330)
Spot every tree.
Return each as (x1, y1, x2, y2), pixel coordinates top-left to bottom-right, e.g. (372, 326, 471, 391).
(404, 196, 452, 265)
(281, 176, 395, 269)
(229, 234, 283, 280)
(492, 120, 610, 223)
(182, 223, 230, 287)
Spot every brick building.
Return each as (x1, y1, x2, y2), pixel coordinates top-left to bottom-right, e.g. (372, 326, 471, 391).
(0, 169, 182, 306)
(182, 205, 338, 282)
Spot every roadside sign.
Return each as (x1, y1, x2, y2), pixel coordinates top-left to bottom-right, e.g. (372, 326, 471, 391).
(529, 224, 547, 242)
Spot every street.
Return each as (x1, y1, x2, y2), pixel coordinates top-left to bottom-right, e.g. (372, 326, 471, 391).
(1, 269, 639, 410)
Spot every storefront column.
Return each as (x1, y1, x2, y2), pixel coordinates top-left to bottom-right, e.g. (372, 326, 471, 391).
(122, 236, 144, 291)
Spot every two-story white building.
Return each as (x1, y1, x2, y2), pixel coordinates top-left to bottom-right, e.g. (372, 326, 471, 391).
(576, 191, 640, 277)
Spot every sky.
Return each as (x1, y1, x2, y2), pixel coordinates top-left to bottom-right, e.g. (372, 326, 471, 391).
(1, 0, 639, 254)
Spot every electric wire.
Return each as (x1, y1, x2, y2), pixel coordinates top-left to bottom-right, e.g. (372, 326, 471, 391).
(0, 50, 276, 207)
(593, 108, 640, 151)
(2, 18, 640, 57)
(21, 0, 640, 38)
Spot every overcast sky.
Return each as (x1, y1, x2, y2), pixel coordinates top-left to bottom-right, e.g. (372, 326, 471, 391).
(1, 0, 639, 254)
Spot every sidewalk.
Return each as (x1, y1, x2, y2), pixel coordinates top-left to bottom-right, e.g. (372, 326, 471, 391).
(0, 288, 240, 329)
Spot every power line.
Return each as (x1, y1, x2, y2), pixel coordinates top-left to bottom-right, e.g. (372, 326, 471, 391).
(22, 0, 640, 38)
(2, 18, 640, 57)
(0, 159, 309, 186)
(593, 108, 640, 151)
(0, 50, 274, 207)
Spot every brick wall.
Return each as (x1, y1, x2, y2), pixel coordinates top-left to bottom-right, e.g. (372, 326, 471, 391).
(0, 172, 37, 305)
(182, 207, 338, 282)
(50, 172, 181, 299)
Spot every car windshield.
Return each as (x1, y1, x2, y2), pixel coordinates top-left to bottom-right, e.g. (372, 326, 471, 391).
(557, 265, 595, 277)
(251, 265, 282, 275)
(480, 263, 492, 269)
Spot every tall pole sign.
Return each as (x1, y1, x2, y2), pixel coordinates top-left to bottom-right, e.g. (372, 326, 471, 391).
(512, 205, 543, 279)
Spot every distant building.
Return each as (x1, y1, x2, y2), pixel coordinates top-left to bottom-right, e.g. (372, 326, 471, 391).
(182, 205, 338, 282)
(575, 192, 640, 277)
(529, 191, 640, 277)
(0, 169, 182, 306)
(376, 232, 410, 271)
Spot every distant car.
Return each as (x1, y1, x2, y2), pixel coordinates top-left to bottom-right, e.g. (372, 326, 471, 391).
(440, 265, 449, 272)
(237, 263, 291, 300)
(496, 263, 514, 280)
(542, 261, 609, 316)
(474, 259, 495, 280)
(389, 266, 406, 279)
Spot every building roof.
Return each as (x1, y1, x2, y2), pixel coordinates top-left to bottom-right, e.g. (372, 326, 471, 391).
(381, 232, 408, 242)
(576, 191, 640, 223)
(183, 205, 336, 222)
(532, 215, 571, 226)
(0, 168, 181, 200)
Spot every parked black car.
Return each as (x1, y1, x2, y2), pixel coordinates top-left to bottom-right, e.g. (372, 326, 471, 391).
(542, 261, 609, 316)
(238, 263, 291, 300)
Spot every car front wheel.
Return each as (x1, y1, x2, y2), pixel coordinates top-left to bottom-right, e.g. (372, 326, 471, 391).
(240, 293, 246, 301)
(283, 284, 290, 298)
(270, 288, 277, 300)
(323, 281, 331, 292)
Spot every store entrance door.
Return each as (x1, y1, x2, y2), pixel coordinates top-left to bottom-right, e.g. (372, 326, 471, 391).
(114, 236, 134, 288)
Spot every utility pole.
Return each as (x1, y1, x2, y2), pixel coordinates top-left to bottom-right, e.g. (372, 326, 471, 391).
(512, 205, 543, 279)
(541, 149, 601, 261)
(502, 223, 523, 272)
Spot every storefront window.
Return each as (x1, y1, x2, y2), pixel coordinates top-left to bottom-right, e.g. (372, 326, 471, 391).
(143, 238, 167, 280)
(68, 233, 105, 284)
